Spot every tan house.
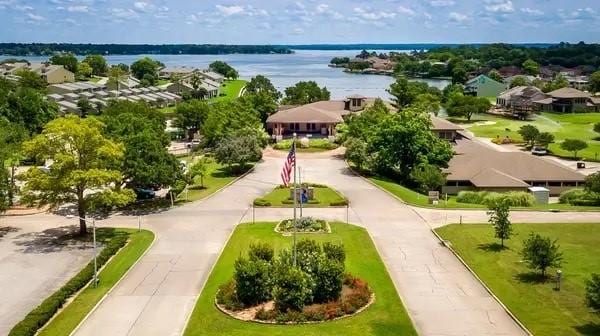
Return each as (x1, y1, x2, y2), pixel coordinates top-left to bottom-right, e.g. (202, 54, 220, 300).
(443, 139, 585, 196)
(534, 87, 597, 113)
(0, 62, 74, 84)
(496, 86, 546, 118)
(266, 95, 373, 137)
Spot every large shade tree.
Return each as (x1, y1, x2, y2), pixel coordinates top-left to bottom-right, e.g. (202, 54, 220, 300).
(0, 77, 58, 134)
(174, 99, 210, 140)
(281, 81, 330, 105)
(19, 116, 135, 235)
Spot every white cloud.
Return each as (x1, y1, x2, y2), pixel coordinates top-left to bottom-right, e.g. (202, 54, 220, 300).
(216, 4, 244, 16)
(484, 0, 514, 14)
(293, 27, 304, 34)
(27, 12, 44, 21)
(110, 8, 139, 20)
(521, 8, 543, 16)
(448, 11, 467, 22)
(429, 0, 455, 7)
(67, 5, 89, 13)
(397, 6, 415, 16)
(134, 2, 149, 11)
(354, 7, 396, 21)
(15, 4, 32, 11)
(558, 7, 596, 23)
(316, 4, 328, 14)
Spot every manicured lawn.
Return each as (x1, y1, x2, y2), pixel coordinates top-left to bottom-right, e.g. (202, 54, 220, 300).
(273, 139, 339, 153)
(458, 112, 600, 161)
(178, 156, 252, 202)
(183, 222, 417, 336)
(369, 176, 600, 211)
(88, 76, 103, 83)
(38, 229, 154, 336)
(209, 79, 247, 103)
(255, 185, 347, 207)
(436, 223, 600, 336)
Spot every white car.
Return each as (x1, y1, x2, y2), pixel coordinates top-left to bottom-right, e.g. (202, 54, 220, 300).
(531, 147, 547, 156)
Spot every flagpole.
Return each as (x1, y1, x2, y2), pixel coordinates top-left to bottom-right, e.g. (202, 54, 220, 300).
(292, 133, 298, 268)
(299, 166, 303, 218)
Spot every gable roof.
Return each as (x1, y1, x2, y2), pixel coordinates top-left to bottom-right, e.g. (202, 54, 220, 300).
(266, 101, 346, 124)
(547, 87, 591, 99)
(431, 117, 463, 131)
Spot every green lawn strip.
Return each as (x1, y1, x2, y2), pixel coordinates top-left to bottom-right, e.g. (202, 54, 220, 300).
(183, 222, 417, 336)
(11, 228, 154, 336)
(459, 112, 600, 161)
(209, 79, 247, 103)
(255, 186, 348, 207)
(179, 159, 252, 202)
(272, 139, 339, 153)
(369, 176, 600, 211)
(156, 79, 170, 86)
(435, 223, 600, 335)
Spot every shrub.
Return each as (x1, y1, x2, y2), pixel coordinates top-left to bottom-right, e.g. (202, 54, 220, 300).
(329, 198, 349, 206)
(323, 242, 346, 263)
(253, 198, 271, 207)
(216, 280, 244, 311)
(255, 307, 277, 321)
(248, 242, 274, 262)
(559, 189, 588, 204)
(521, 233, 563, 277)
(279, 217, 326, 232)
(234, 257, 272, 306)
(9, 231, 129, 336)
(585, 273, 600, 314)
(313, 258, 344, 303)
(457, 190, 488, 204)
(272, 266, 314, 312)
(457, 190, 535, 207)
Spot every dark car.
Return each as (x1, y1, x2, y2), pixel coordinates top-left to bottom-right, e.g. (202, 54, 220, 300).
(134, 187, 156, 200)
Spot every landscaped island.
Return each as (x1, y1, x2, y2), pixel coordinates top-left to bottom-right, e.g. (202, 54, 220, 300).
(183, 222, 416, 335)
(254, 183, 348, 207)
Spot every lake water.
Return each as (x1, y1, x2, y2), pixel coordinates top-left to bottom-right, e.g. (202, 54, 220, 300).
(1, 50, 450, 99)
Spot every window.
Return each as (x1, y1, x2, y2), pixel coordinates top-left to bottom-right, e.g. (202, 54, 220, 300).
(457, 181, 472, 187)
(563, 181, 577, 187)
(548, 181, 562, 187)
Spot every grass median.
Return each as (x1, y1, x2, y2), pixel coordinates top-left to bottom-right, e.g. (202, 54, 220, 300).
(183, 222, 416, 336)
(254, 185, 348, 207)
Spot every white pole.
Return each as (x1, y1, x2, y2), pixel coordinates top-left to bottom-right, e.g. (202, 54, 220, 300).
(138, 216, 141, 232)
(292, 133, 298, 267)
(92, 218, 98, 287)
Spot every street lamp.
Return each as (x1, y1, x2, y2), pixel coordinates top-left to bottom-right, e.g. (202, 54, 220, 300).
(66, 215, 98, 287)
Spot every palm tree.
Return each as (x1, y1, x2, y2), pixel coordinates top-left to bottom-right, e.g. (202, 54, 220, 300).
(108, 66, 127, 94)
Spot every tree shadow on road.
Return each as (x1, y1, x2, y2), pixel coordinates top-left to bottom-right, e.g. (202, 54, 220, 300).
(574, 322, 600, 336)
(477, 242, 508, 252)
(12, 225, 92, 254)
(0, 226, 20, 239)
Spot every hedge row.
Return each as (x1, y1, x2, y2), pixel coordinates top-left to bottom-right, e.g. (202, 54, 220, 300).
(457, 191, 535, 207)
(559, 189, 600, 206)
(9, 231, 129, 336)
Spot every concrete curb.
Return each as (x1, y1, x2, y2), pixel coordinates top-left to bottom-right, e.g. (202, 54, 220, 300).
(430, 228, 533, 336)
(68, 230, 158, 336)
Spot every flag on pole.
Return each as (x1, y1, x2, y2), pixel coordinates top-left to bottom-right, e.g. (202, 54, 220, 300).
(280, 141, 296, 186)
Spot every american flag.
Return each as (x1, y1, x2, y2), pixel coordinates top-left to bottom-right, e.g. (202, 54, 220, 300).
(280, 141, 296, 186)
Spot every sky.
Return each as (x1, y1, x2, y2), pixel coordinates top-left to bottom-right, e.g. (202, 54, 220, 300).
(0, 0, 599, 44)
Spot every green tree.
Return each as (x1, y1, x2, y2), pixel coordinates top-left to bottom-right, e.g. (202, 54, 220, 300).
(521, 233, 563, 277)
(108, 65, 128, 93)
(413, 93, 442, 115)
(593, 122, 600, 137)
(522, 59, 540, 75)
(77, 98, 95, 117)
(487, 201, 512, 247)
(388, 75, 438, 108)
(102, 101, 181, 189)
(451, 65, 468, 84)
(281, 81, 330, 105)
(214, 132, 263, 172)
(442, 83, 464, 103)
(509, 76, 529, 88)
(536, 132, 555, 148)
(209, 61, 238, 79)
(445, 95, 491, 121)
(239, 92, 278, 124)
(245, 75, 280, 100)
(174, 99, 210, 140)
(50, 52, 78, 73)
(0, 120, 27, 207)
(187, 156, 210, 188)
(77, 62, 93, 79)
(488, 69, 503, 82)
(0, 162, 8, 213)
(518, 124, 540, 147)
(234, 257, 272, 306)
(410, 163, 446, 193)
(15, 69, 46, 90)
(0, 86, 58, 134)
(583, 172, 600, 195)
(586, 273, 600, 314)
(201, 100, 263, 147)
(560, 139, 588, 159)
(83, 54, 108, 76)
(130, 57, 160, 81)
(543, 75, 569, 93)
(590, 71, 600, 93)
(18, 116, 134, 235)
(344, 137, 369, 172)
(272, 264, 314, 311)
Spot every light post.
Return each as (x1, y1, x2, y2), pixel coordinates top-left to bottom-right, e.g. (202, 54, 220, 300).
(67, 215, 98, 287)
(555, 269, 562, 291)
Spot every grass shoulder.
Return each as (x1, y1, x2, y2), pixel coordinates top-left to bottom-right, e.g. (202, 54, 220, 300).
(435, 223, 600, 335)
(209, 79, 248, 103)
(183, 222, 416, 336)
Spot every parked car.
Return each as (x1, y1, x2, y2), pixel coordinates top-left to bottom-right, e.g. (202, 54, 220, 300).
(134, 187, 156, 200)
(531, 147, 547, 156)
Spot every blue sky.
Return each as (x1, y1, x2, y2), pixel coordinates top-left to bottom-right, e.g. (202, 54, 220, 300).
(1, 0, 599, 44)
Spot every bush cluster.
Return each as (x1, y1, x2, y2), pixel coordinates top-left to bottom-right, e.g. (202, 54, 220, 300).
(253, 198, 271, 207)
(559, 189, 600, 206)
(279, 217, 327, 232)
(273, 139, 338, 151)
(457, 191, 535, 207)
(329, 198, 349, 206)
(9, 231, 129, 336)
(216, 239, 368, 323)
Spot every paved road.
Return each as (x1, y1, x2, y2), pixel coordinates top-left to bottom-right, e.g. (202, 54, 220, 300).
(0, 215, 94, 335)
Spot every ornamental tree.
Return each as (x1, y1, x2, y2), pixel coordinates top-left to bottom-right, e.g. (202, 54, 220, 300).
(518, 125, 540, 147)
(521, 233, 563, 277)
(487, 201, 512, 247)
(586, 273, 600, 314)
(560, 139, 588, 159)
(19, 116, 135, 235)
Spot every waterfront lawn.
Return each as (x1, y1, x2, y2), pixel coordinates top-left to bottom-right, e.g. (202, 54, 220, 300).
(369, 176, 600, 211)
(458, 113, 600, 161)
(209, 79, 247, 102)
(37, 229, 154, 336)
(183, 222, 417, 336)
(436, 223, 600, 336)
(179, 156, 251, 202)
(254, 185, 348, 207)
